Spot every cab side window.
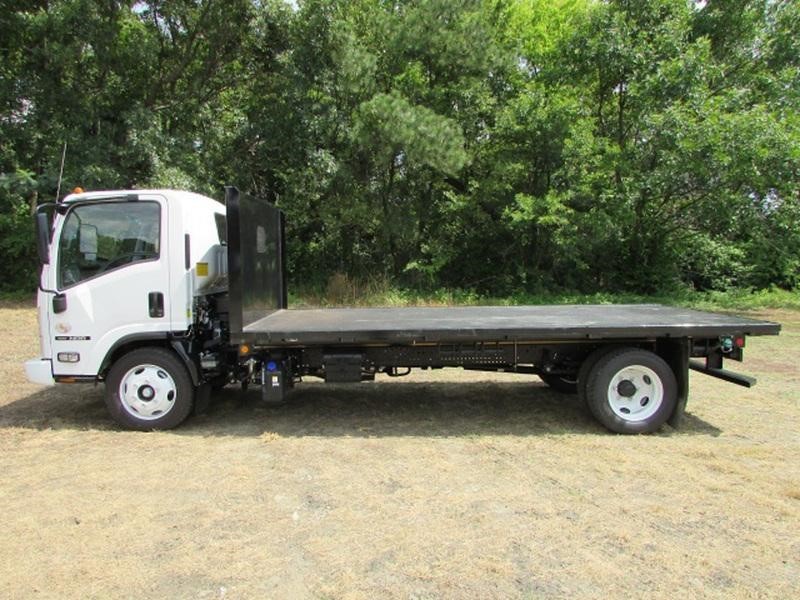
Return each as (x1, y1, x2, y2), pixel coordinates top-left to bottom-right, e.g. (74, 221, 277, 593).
(214, 212, 227, 245)
(58, 202, 160, 289)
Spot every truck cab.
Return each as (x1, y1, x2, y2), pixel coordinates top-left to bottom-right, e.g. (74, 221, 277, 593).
(26, 189, 227, 427)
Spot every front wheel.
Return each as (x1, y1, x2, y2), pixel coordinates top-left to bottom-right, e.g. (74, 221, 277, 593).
(585, 348, 677, 434)
(105, 347, 195, 430)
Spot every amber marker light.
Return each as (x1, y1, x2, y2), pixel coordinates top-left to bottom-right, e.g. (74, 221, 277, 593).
(72, 186, 85, 194)
(239, 344, 250, 355)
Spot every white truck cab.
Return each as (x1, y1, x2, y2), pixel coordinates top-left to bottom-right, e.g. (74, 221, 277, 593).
(26, 189, 226, 426)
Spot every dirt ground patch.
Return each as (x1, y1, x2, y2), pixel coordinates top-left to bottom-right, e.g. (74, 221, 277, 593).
(1, 304, 798, 598)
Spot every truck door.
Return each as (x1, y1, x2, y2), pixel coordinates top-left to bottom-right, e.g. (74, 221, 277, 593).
(47, 195, 171, 377)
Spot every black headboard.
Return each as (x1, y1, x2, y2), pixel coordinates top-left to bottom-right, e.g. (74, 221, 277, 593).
(225, 186, 287, 337)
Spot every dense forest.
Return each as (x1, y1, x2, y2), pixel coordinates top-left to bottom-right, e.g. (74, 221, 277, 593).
(1, 0, 798, 296)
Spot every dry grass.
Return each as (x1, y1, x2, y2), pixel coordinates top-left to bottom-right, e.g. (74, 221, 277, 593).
(0, 303, 798, 599)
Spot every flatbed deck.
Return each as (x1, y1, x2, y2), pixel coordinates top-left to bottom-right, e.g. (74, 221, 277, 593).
(240, 304, 780, 346)
(219, 187, 783, 434)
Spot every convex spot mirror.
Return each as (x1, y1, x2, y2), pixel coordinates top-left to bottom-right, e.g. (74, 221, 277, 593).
(79, 223, 98, 258)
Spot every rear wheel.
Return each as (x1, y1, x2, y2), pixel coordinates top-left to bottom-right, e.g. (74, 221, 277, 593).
(105, 347, 195, 430)
(539, 373, 578, 394)
(585, 348, 676, 434)
(577, 346, 618, 405)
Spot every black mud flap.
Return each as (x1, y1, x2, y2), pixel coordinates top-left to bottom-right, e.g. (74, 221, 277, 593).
(194, 383, 212, 415)
(657, 339, 690, 429)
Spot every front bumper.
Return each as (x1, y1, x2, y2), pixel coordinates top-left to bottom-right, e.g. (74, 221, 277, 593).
(25, 358, 55, 385)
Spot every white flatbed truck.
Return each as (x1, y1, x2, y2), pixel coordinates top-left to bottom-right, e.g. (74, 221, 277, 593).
(25, 187, 781, 433)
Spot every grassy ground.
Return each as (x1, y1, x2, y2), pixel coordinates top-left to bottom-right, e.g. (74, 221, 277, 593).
(0, 303, 798, 598)
(6, 284, 800, 311)
(288, 280, 800, 312)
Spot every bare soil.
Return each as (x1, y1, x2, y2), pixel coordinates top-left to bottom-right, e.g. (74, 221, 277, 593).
(0, 304, 798, 599)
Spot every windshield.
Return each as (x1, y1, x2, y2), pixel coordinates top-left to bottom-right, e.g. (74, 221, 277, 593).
(57, 201, 160, 289)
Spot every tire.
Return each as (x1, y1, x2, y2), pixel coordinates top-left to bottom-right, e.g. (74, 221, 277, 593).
(105, 347, 195, 430)
(585, 348, 677, 434)
(539, 373, 578, 394)
(577, 346, 619, 405)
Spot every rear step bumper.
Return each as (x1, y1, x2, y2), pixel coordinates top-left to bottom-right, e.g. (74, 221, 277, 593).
(689, 359, 757, 388)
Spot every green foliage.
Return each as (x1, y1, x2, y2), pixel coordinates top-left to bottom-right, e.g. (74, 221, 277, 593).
(288, 278, 800, 312)
(1, 0, 798, 297)
(0, 170, 37, 292)
(354, 92, 467, 176)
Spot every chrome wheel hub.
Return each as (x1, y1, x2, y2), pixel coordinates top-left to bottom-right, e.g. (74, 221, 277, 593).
(606, 365, 663, 422)
(118, 364, 177, 420)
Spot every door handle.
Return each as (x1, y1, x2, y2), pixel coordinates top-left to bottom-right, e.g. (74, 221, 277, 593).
(148, 292, 164, 318)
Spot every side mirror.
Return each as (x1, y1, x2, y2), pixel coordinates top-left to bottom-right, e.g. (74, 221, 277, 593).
(53, 293, 67, 314)
(36, 212, 50, 265)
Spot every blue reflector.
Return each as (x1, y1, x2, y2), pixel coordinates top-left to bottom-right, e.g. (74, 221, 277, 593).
(267, 361, 277, 372)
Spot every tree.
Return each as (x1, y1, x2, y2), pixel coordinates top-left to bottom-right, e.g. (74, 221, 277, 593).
(1, 0, 798, 295)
